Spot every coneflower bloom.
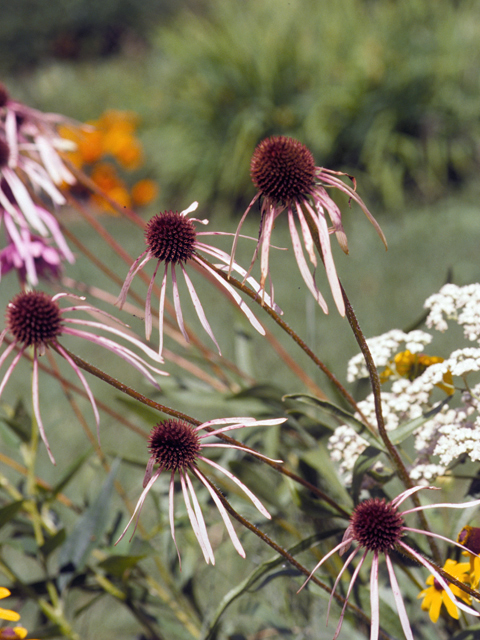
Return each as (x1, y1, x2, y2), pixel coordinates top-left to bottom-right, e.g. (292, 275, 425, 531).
(1, 206, 74, 286)
(0, 290, 167, 464)
(231, 136, 387, 316)
(117, 201, 279, 356)
(116, 416, 286, 565)
(299, 487, 480, 640)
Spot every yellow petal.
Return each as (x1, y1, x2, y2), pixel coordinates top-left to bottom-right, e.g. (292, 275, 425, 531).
(0, 607, 21, 622)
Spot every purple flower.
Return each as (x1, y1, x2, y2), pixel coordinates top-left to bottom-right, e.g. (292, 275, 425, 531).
(117, 201, 280, 356)
(231, 136, 387, 316)
(116, 416, 286, 565)
(299, 487, 480, 640)
(0, 290, 167, 464)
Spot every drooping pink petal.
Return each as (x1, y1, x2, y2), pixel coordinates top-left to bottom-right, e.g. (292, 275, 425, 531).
(200, 443, 282, 464)
(313, 186, 348, 254)
(169, 471, 182, 567)
(295, 201, 317, 267)
(180, 471, 214, 564)
(171, 265, 189, 343)
(143, 456, 157, 488)
(116, 250, 151, 308)
(55, 342, 100, 441)
(145, 263, 160, 341)
(32, 352, 56, 465)
(200, 260, 266, 335)
(385, 554, 414, 640)
(287, 209, 328, 313)
(115, 468, 162, 544)
(332, 552, 367, 640)
(197, 455, 271, 519)
(369, 552, 380, 640)
(181, 264, 221, 354)
(158, 265, 168, 356)
(229, 192, 260, 278)
(259, 205, 276, 292)
(391, 485, 437, 508)
(297, 538, 355, 594)
(194, 466, 246, 558)
(326, 547, 359, 623)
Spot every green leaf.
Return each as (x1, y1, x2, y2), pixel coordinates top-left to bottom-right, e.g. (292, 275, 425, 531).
(0, 399, 31, 443)
(284, 394, 383, 447)
(203, 530, 343, 639)
(97, 554, 146, 577)
(40, 529, 67, 558)
(57, 459, 120, 592)
(50, 448, 93, 499)
(0, 500, 24, 530)
(388, 396, 451, 445)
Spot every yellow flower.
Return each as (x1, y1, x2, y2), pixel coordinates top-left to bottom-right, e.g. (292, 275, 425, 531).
(381, 349, 454, 395)
(0, 588, 39, 639)
(0, 589, 20, 623)
(418, 559, 472, 622)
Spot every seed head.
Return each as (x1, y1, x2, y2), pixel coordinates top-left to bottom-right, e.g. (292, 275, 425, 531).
(148, 420, 201, 471)
(250, 136, 316, 203)
(6, 291, 63, 347)
(350, 497, 404, 553)
(145, 211, 196, 264)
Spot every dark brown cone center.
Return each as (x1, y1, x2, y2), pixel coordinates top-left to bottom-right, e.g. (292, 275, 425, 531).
(350, 498, 404, 553)
(250, 136, 316, 203)
(7, 291, 63, 347)
(145, 211, 196, 264)
(148, 420, 201, 472)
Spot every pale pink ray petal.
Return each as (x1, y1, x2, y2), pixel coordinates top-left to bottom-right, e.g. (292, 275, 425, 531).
(171, 265, 189, 343)
(385, 554, 414, 640)
(259, 206, 276, 291)
(403, 526, 480, 557)
(197, 455, 270, 519)
(18, 160, 67, 205)
(200, 261, 266, 335)
(317, 169, 387, 249)
(196, 241, 283, 313)
(0, 340, 17, 373)
(295, 201, 317, 266)
(115, 468, 162, 544)
(181, 264, 221, 354)
(32, 352, 56, 465)
(229, 192, 261, 277)
(36, 135, 75, 184)
(145, 263, 160, 341)
(193, 466, 246, 558)
(195, 417, 256, 430)
(391, 485, 437, 508)
(158, 265, 168, 356)
(61, 318, 165, 365)
(180, 471, 215, 564)
(287, 209, 329, 313)
(198, 416, 286, 438)
(313, 186, 348, 254)
(2, 168, 48, 235)
(35, 207, 75, 263)
(116, 251, 151, 308)
(297, 537, 355, 594)
(169, 471, 182, 567)
(54, 342, 100, 441)
(326, 548, 359, 623)
(0, 328, 8, 349)
(398, 541, 480, 618)
(200, 443, 283, 464)
(332, 551, 367, 640)
(370, 552, 380, 640)
(304, 200, 345, 316)
(143, 456, 157, 488)
(61, 328, 166, 386)
(5, 109, 18, 164)
(180, 201, 199, 217)
(402, 497, 480, 515)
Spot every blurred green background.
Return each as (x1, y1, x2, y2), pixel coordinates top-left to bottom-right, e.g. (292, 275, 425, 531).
(1, 1, 480, 638)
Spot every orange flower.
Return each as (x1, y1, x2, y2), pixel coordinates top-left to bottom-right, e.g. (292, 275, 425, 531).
(90, 163, 131, 213)
(131, 179, 158, 207)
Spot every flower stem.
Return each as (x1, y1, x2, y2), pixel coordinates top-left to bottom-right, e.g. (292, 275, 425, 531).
(51, 343, 350, 518)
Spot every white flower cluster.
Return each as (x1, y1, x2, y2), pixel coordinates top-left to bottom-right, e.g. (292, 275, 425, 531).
(330, 285, 480, 485)
(346, 329, 432, 382)
(425, 283, 480, 342)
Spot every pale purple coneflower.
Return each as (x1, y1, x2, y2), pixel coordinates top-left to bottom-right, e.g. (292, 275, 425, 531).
(1, 205, 74, 285)
(115, 416, 286, 566)
(117, 201, 280, 357)
(230, 136, 387, 316)
(299, 486, 480, 640)
(0, 290, 167, 464)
